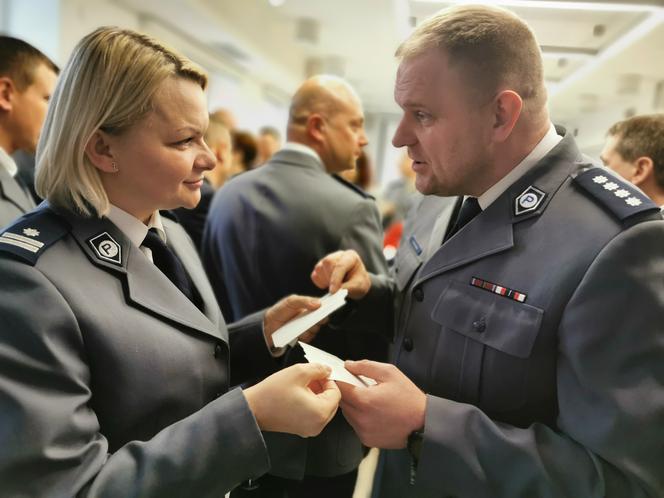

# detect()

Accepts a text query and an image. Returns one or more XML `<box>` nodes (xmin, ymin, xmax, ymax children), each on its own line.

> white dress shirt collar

<box><xmin>282</xmin><ymin>142</ymin><xmax>325</xmax><ymax>171</ymax></box>
<box><xmin>106</xmin><ymin>205</ymin><xmax>166</xmax><ymax>247</ymax></box>
<box><xmin>0</xmin><ymin>147</ymin><xmax>18</xmax><ymax>177</ymax></box>
<box><xmin>477</xmin><ymin>123</ymin><xmax>562</xmax><ymax>210</ymax></box>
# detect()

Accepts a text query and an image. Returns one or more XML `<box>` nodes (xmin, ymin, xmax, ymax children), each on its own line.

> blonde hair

<box><xmin>35</xmin><ymin>27</ymin><xmax>207</xmax><ymax>217</ymax></box>
<box><xmin>396</xmin><ymin>5</ymin><xmax>546</xmax><ymax>113</ymax></box>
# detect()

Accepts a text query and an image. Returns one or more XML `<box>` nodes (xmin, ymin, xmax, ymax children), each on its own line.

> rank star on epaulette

<box><xmin>574</xmin><ymin>168</ymin><xmax>660</xmax><ymax>221</ymax></box>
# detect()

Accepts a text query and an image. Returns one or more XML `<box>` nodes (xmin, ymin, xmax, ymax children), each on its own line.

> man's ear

<box><xmin>306</xmin><ymin>114</ymin><xmax>326</xmax><ymax>143</ymax></box>
<box><xmin>85</xmin><ymin>130</ymin><xmax>118</xmax><ymax>173</ymax></box>
<box><xmin>631</xmin><ymin>156</ymin><xmax>654</xmax><ymax>188</ymax></box>
<box><xmin>0</xmin><ymin>77</ymin><xmax>16</xmax><ymax>112</ymax></box>
<box><xmin>491</xmin><ymin>90</ymin><xmax>523</xmax><ymax>143</ymax></box>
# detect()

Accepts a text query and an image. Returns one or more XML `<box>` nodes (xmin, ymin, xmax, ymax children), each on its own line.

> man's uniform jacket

<box><xmin>0</xmin><ymin>205</ymin><xmax>275</xmax><ymax>497</ymax></box>
<box><xmin>352</xmin><ymin>130</ymin><xmax>664</xmax><ymax>498</ymax></box>
<box><xmin>0</xmin><ymin>163</ymin><xmax>35</xmax><ymax>229</ymax></box>
<box><xmin>202</xmin><ymin>148</ymin><xmax>388</xmax><ymax>479</ymax></box>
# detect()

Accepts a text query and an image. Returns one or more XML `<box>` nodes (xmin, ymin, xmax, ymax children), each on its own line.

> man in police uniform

<box><xmin>0</xmin><ymin>36</ymin><xmax>58</xmax><ymax>227</ymax></box>
<box><xmin>202</xmin><ymin>75</ymin><xmax>388</xmax><ymax>497</ymax></box>
<box><xmin>312</xmin><ymin>5</ymin><xmax>664</xmax><ymax>497</ymax></box>
<box><xmin>601</xmin><ymin>114</ymin><xmax>664</xmax><ymax>209</ymax></box>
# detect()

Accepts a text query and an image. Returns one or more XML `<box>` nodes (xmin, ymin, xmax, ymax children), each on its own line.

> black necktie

<box><xmin>141</xmin><ymin>229</ymin><xmax>201</xmax><ymax>309</ymax></box>
<box><xmin>443</xmin><ymin>196</ymin><xmax>482</xmax><ymax>243</ymax></box>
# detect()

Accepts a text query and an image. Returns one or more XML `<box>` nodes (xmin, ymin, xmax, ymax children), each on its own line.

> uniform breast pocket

<box><xmin>430</xmin><ymin>280</ymin><xmax>543</xmax><ymax>413</ymax></box>
<box><xmin>394</xmin><ymin>239</ymin><xmax>423</xmax><ymax>291</ymax></box>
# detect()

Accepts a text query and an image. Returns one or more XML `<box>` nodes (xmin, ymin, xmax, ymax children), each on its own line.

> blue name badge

<box><xmin>409</xmin><ymin>236</ymin><xmax>423</xmax><ymax>255</ymax></box>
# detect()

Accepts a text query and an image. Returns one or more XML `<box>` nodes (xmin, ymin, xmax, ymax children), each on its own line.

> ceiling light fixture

<box><xmin>414</xmin><ymin>0</ymin><xmax>660</xmax><ymax>14</ymax></box>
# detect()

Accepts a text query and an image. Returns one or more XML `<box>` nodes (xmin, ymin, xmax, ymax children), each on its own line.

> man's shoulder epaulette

<box><xmin>332</xmin><ymin>174</ymin><xmax>375</xmax><ymax>200</ymax></box>
<box><xmin>0</xmin><ymin>208</ymin><xmax>70</xmax><ymax>265</ymax></box>
<box><xmin>573</xmin><ymin>167</ymin><xmax>660</xmax><ymax>221</ymax></box>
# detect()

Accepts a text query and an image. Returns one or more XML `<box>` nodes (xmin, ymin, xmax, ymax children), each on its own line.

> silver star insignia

<box><xmin>625</xmin><ymin>197</ymin><xmax>642</xmax><ymax>207</ymax></box>
<box><xmin>603</xmin><ymin>182</ymin><xmax>619</xmax><ymax>191</ymax></box>
<box><xmin>22</xmin><ymin>228</ymin><xmax>40</xmax><ymax>237</ymax></box>
<box><xmin>593</xmin><ymin>175</ymin><xmax>608</xmax><ymax>184</ymax></box>
<box><xmin>614</xmin><ymin>189</ymin><xmax>630</xmax><ymax>198</ymax></box>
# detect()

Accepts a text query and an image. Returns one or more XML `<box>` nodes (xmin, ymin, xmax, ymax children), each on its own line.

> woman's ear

<box><xmin>85</xmin><ymin>131</ymin><xmax>118</xmax><ymax>173</ymax></box>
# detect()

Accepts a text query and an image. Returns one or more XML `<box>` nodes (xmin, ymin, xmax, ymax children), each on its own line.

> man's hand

<box><xmin>263</xmin><ymin>295</ymin><xmax>322</xmax><ymax>348</ymax></box>
<box><xmin>244</xmin><ymin>363</ymin><xmax>341</xmax><ymax>437</ymax></box>
<box><xmin>311</xmin><ymin>250</ymin><xmax>371</xmax><ymax>300</ymax></box>
<box><xmin>337</xmin><ymin>360</ymin><xmax>426</xmax><ymax>449</ymax></box>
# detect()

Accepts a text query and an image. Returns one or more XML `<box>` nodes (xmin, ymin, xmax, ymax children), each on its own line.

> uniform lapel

<box><xmin>417</xmin><ymin>193</ymin><xmax>514</xmax><ymax>282</ymax></box>
<box><xmin>64</xmin><ymin>210</ymin><xmax>223</xmax><ymax>342</ymax></box>
<box><xmin>0</xmin><ymin>167</ymin><xmax>34</xmax><ymax>213</ymax></box>
<box><xmin>416</xmin><ymin>127</ymin><xmax>582</xmax><ymax>285</ymax></box>
<box><xmin>166</xmin><ymin>221</ymin><xmax>228</xmax><ymax>343</ymax></box>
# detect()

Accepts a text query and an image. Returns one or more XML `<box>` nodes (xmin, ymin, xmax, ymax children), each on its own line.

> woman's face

<box><xmin>102</xmin><ymin>77</ymin><xmax>215</xmax><ymax>222</ymax></box>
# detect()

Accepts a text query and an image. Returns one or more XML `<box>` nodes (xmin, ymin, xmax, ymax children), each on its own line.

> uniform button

<box><xmin>214</xmin><ymin>344</ymin><xmax>223</xmax><ymax>358</ymax></box>
<box><xmin>472</xmin><ymin>318</ymin><xmax>486</xmax><ymax>333</ymax></box>
<box><xmin>403</xmin><ymin>337</ymin><xmax>413</xmax><ymax>351</ymax></box>
<box><xmin>413</xmin><ymin>287</ymin><xmax>424</xmax><ymax>302</ymax></box>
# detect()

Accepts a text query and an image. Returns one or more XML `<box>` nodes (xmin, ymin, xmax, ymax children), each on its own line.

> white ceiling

<box><xmin>114</xmin><ymin>0</ymin><xmax>664</xmax><ymax>126</ymax></box>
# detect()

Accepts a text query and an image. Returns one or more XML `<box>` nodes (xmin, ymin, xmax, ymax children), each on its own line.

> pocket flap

<box><xmin>394</xmin><ymin>240</ymin><xmax>423</xmax><ymax>291</ymax></box>
<box><xmin>431</xmin><ymin>279</ymin><xmax>543</xmax><ymax>358</ymax></box>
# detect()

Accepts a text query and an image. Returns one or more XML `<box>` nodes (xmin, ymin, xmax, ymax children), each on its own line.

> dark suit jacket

<box><xmin>0</xmin><ymin>163</ymin><xmax>36</xmax><ymax>229</ymax></box>
<box><xmin>174</xmin><ymin>178</ymin><xmax>215</xmax><ymax>253</ymax></box>
<box><xmin>0</xmin><ymin>205</ymin><xmax>272</xmax><ymax>497</ymax></box>
<box><xmin>202</xmin><ymin>147</ymin><xmax>388</xmax><ymax>478</ymax></box>
<box><xmin>351</xmin><ymin>129</ymin><xmax>664</xmax><ymax>497</ymax></box>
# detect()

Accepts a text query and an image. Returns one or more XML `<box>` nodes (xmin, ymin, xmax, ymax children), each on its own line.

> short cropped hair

<box><xmin>259</xmin><ymin>126</ymin><xmax>281</xmax><ymax>141</ymax></box>
<box><xmin>396</xmin><ymin>5</ymin><xmax>546</xmax><ymax>113</ymax></box>
<box><xmin>0</xmin><ymin>36</ymin><xmax>59</xmax><ymax>91</ymax></box>
<box><xmin>608</xmin><ymin>114</ymin><xmax>664</xmax><ymax>189</ymax></box>
<box><xmin>35</xmin><ymin>27</ymin><xmax>207</xmax><ymax>217</ymax></box>
<box><xmin>232</xmin><ymin>130</ymin><xmax>258</xmax><ymax>170</ymax></box>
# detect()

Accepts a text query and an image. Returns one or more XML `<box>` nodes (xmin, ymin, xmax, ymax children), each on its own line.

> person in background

<box><xmin>255</xmin><ymin>125</ymin><xmax>282</xmax><ymax>167</ymax></box>
<box><xmin>174</xmin><ymin>117</ymin><xmax>233</xmax><ymax>251</ymax></box>
<box><xmin>340</xmin><ymin>149</ymin><xmax>374</xmax><ymax>192</ymax></box>
<box><xmin>0</xmin><ymin>26</ymin><xmax>340</xmax><ymax>497</ymax></box>
<box><xmin>601</xmin><ymin>114</ymin><xmax>664</xmax><ymax>208</ymax></box>
<box><xmin>231</xmin><ymin>129</ymin><xmax>258</xmax><ymax>175</ymax></box>
<box><xmin>0</xmin><ymin>35</ymin><xmax>58</xmax><ymax>227</ymax></box>
<box><xmin>381</xmin><ymin>151</ymin><xmax>418</xmax><ymax>228</ymax></box>
<box><xmin>210</xmin><ymin>107</ymin><xmax>237</xmax><ymax>130</ymax></box>
<box><xmin>203</xmin><ymin>75</ymin><xmax>388</xmax><ymax>498</ymax></box>
<box><xmin>312</xmin><ymin>4</ymin><xmax>664</xmax><ymax>497</ymax></box>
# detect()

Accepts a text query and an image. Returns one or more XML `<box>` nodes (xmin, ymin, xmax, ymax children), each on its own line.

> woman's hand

<box><xmin>263</xmin><ymin>295</ymin><xmax>324</xmax><ymax>347</ymax></box>
<box><xmin>244</xmin><ymin>363</ymin><xmax>341</xmax><ymax>437</ymax></box>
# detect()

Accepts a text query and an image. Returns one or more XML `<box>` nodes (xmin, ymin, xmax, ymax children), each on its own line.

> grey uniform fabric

<box><xmin>202</xmin><ymin>148</ymin><xmax>388</xmax><ymax>479</ymax></box>
<box><xmin>0</xmin><ymin>162</ymin><xmax>36</xmax><ymax>229</ymax></box>
<box><xmin>351</xmin><ymin>129</ymin><xmax>664</xmax><ymax>498</ymax></box>
<box><xmin>0</xmin><ymin>204</ymin><xmax>272</xmax><ymax>497</ymax></box>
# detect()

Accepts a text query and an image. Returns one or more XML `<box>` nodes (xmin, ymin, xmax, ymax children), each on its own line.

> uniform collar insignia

<box><xmin>87</xmin><ymin>231</ymin><xmax>122</xmax><ymax>266</ymax></box>
<box><xmin>514</xmin><ymin>186</ymin><xmax>547</xmax><ymax>216</ymax></box>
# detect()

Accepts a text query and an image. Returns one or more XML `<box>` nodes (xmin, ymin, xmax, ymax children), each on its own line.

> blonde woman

<box><xmin>0</xmin><ymin>27</ymin><xmax>339</xmax><ymax>496</ymax></box>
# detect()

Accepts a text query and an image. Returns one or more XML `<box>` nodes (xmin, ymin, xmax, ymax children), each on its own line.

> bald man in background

<box><xmin>601</xmin><ymin>114</ymin><xmax>664</xmax><ymax>209</ymax></box>
<box><xmin>202</xmin><ymin>75</ymin><xmax>388</xmax><ymax>498</ymax></box>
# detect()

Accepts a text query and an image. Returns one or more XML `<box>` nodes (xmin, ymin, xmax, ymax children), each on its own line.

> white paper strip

<box><xmin>272</xmin><ymin>289</ymin><xmax>348</xmax><ymax>348</ymax></box>
<box><xmin>299</xmin><ymin>341</ymin><xmax>376</xmax><ymax>388</ymax></box>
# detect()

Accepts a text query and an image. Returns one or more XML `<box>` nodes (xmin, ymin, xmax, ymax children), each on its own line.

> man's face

<box><xmin>600</xmin><ymin>134</ymin><xmax>637</xmax><ymax>182</ymax></box>
<box><xmin>9</xmin><ymin>63</ymin><xmax>57</xmax><ymax>153</ymax></box>
<box><xmin>392</xmin><ymin>50</ymin><xmax>494</xmax><ymax>197</ymax></box>
<box><xmin>320</xmin><ymin>95</ymin><xmax>368</xmax><ymax>173</ymax></box>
